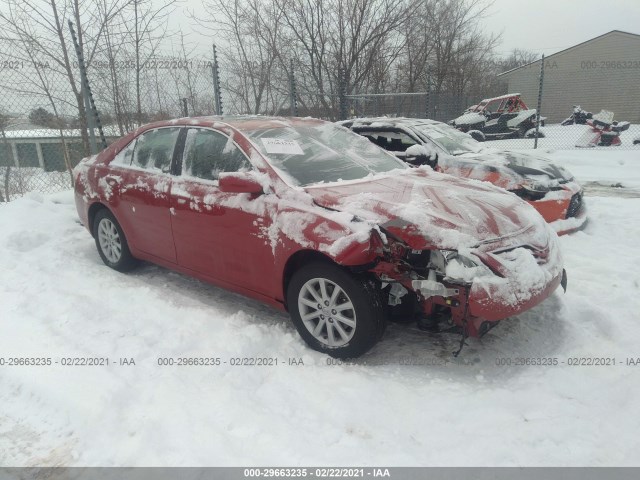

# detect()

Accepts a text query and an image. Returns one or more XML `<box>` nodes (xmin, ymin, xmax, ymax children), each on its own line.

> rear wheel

<box><xmin>93</xmin><ymin>209</ymin><xmax>138</xmax><ymax>272</ymax></box>
<box><xmin>287</xmin><ymin>262</ymin><xmax>385</xmax><ymax>358</ymax></box>
<box><xmin>468</xmin><ymin>130</ymin><xmax>485</xmax><ymax>142</ymax></box>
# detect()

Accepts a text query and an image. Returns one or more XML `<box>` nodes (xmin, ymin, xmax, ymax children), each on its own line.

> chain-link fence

<box><xmin>0</xmin><ymin>59</ymin><xmax>80</xmax><ymax>203</ymax></box>
<box><xmin>3</xmin><ymin>35</ymin><xmax>640</xmax><ymax>204</ymax></box>
<box><xmin>490</xmin><ymin>57</ymin><xmax>640</xmax><ymax>150</ymax></box>
<box><xmin>328</xmin><ymin>56</ymin><xmax>640</xmax><ymax>151</ymax></box>
<box><xmin>0</xmin><ymin>41</ymin><xmax>222</xmax><ymax>203</ymax></box>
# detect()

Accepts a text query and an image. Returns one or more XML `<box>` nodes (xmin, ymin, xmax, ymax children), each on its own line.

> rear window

<box><xmin>132</xmin><ymin>127</ymin><xmax>181</xmax><ymax>172</ymax></box>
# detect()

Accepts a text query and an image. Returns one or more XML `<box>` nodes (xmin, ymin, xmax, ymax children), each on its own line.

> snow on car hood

<box><xmin>305</xmin><ymin>168</ymin><xmax>549</xmax><ymax>251</ymax></box>
<box><xmin>444</xmin><ymin>150</ymin><xmax>575</xmax><ymax>190</ymax></box>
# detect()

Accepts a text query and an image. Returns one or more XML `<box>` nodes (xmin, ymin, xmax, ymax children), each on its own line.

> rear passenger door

<box><xmin>116</xmin><ymin>127</ymin><xmax>180</xmax><ymax>263</ymax></box>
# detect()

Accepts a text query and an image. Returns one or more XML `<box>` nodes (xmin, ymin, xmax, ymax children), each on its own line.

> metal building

<box><xmin>498</xmin><ymin>31</ymin><xmax>640</xmax><ymax>123</ymax></box>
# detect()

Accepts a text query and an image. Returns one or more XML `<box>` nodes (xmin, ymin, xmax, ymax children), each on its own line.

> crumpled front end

<box><xmin>306</xmin><ymin>168</ymin><xmax>567</xmax><ymax>338</ymax></box>
<box><xmin>368</xmin><ymin>220</ymin><xmax>565</xmax><ymax>338</ymax></box>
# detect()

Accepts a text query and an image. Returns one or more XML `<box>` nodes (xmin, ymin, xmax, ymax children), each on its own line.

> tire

<box><xmin>287</xmin><ymin>262</ymin><xmax>386</xmax><ymax>358</ymax></box>
<box><xmin>518</xmin><ymin>125</ymin><xmax>528</xmax><ymax>138</ymax></box>
<box><xmin>525</xmin><ymin>127</ymin><xmax>545</xmax><ymax>139</ymax></box>
<box><xmin>93</xmin><ymin>208</ymin><xmax>138</xmax><ymax>272</ymax></box>
<box><xmin>468</xmin><ymin>130</ymin><xmax>485</xmax><ymax>142</ymax></box>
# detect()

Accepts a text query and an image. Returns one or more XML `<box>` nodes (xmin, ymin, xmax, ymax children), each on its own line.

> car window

<box><xmin>132</xmin><ymin>127</ymin><xmax>180</xmax><ymax>172</ymax></box>
<box><xmin>182</xmin><ymin>128</ymin><xmax>250</xmax><ymax>181</ymax></box>
<box><xmin>353</xmin><ymin>129</ymin><xmax>418</xmax><ymax>152</ymax></box>
<box><xmin>110</xmin><ymin>138</ymin><xmax>136</xmax><ymax>166</ymax></box>
<box><xmin>244</xmin><ymin>123</ymin><xmax>406</xmax><ymax>186</ymax></box>
<box><xmin>413</xmin><ymin>124</ymin><xmax>482</xmax><ymax>155</ymax></box>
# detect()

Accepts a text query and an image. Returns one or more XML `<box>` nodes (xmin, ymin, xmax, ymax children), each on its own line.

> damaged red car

<box><xmin>74</xmin><ymin>116</ymin><xmax>566</xmax><ymax>358</ymax></box>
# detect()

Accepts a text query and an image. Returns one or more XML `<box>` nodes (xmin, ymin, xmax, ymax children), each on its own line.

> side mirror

<box><xmin>218</xmin><ymin>172</ymin><xmax>265</xmax><ymax>194</ymax></box>
<box><xmin>404</xmin><ymin>145</ymin><xmax>437</xmax><ymax>168</ymax></box>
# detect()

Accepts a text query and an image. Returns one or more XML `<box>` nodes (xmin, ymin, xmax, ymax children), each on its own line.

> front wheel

<box><xmin>287</xmin><ymin>262</ymin><xmax>386</xmax><ymax>358</ymax></box>
<box><xmin>93</xmin><ymin>209</ymin><xmax>138</xmax><ymax>272</ymax></box>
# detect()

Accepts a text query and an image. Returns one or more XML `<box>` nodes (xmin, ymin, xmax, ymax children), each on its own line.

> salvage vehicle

<box><xmin>340</xmin><ymin>117</ymin><xmax>586</xmax><ymax>235</ymax></box>
<box><xmin>74</xmin><ymin>116</ymin><xmax>566</xmax><ymax>358</ymax></box>
<box><xmin>449</xmin><ymin>93</ymin><xmax>544</xmax><ymax>141</ymax></box>
<box><xmin>561</xmin><ymin>105</ymin><xmax>593</xmax><ymax>126</ymax></box>
<box><xmin>575</xmin><ymin>110</ymin><xmax>630</xmax><ymax>147</ymax></box>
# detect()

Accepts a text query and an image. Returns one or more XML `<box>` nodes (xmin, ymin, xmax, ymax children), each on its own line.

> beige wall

<box><xmin>501</xmin><ymin>32</ymin><xmax>640</xmax><ymax>123</ymax></box>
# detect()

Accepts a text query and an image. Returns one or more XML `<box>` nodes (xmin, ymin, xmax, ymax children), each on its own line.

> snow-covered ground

<box><xmin>1</xmin><ymin>150</ymin><xmax>640</xmax><ymax>467</ymax></box>
<box><xmin>547</xmin><ymin>150</ymin><xmax>640</xmax><ymax>190</ymax></box>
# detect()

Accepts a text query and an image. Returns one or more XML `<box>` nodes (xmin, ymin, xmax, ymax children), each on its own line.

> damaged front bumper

<box><xmin>369</xmin><ymin>230</ymin><xmax>566</xmax><ymax>338</ymax></box>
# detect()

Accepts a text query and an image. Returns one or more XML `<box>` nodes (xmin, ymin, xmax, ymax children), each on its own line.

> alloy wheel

<box><xmin>297</xmin><ymin>277</ymin><xmax>357</xmax><ymax>347</ymax></box>
<box><xmin>97</xmin><ymin>218</ymin><xmax>122</xmax><ymax>263</ymax></box>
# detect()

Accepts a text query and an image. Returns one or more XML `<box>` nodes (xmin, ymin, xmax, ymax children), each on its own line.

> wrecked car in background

<box><xmin>340</xmin><ymin>117</ymin><xmax>587</xmax><ymax>235</ymax></box>
<box><xmin>74</xmin><ymin>116</ymin><xmax>566</xmax><ymax>358</ymax></box>
<box><xmin>449</xmin><ymin>93</ymin><xmax>544</xmax><ymax>141</ymax></box>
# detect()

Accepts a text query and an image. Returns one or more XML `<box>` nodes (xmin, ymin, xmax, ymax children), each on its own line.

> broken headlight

<box><xmin>429</xmin><ymin>250</ymin><xmax>492</xmax><ymax>283</ymax></box>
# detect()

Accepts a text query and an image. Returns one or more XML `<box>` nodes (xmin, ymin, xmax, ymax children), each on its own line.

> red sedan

<box><xmin>74</xmin><ymin>116</ymin><xmax>566</xmax><ymax>358</ymax></box>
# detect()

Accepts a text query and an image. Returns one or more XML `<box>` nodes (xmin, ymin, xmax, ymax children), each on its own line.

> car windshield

<box><xmin>413</xmin><ymin>124</ymin><xmax>482</xmax><ymax>155</ymax></box>
<box><xmin>244</xmin><ymin>123</ymin><xmax>407</xmax><ymax>186</ymax></box>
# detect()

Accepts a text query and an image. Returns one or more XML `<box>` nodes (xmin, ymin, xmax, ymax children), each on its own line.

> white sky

<box><xmin>171</xmin><ymin>0</ymin><xmax>640</xmax><ymax>58</ymax></box>
<box><xmin>487</xmin><ymin>0</ymin><xmax>640</xmax><ymax>55</ymax></box>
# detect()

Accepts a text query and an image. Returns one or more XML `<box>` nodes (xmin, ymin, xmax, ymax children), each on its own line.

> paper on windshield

<box><xmin>261</xmin><ymin>138</ymin><xmax>304</xmax><ymax>155</ymax></box>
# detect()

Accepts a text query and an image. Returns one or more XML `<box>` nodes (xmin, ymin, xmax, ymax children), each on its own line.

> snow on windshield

<box><xmin>244</xmin><ymin>123</ymin><xmax>407</xmax><ymax>186</ymax></box>
<box><xmin>414</xmin><ymin>124</ymin><xmax>482</xmax><ymax>155</ymax></box>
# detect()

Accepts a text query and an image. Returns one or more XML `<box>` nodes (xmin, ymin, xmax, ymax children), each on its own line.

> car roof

<box><xmin>137</xmin><ymin>115</ymin><xmax>328</xmax><ymax>134</ymax></box>
<box><xmin>340</xmin><ymin>117</ymin><xmax>445</xmax><ymax>129</ymax></box>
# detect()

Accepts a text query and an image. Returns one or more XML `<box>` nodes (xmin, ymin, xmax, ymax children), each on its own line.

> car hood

<box><xmin>305</xmin><ymin>168</ymin><xmax>549</xmax><ymax>251</ymax></box>
<box><xmin>443</xmin><ymin>150</ymin><xmax>575</xmax><ymax>190</ymax></box>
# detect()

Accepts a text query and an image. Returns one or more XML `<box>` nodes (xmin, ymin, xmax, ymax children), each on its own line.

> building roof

<box><xmin>498</xmin><ymin>30</ymin><xmax>640</xmax><ymax>77</ymax></box>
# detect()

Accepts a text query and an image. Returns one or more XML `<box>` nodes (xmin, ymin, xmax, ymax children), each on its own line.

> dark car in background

<box><xmin>340</xmin><ymin>117</ymin><xmax>586</xmax><ymax>235</ymax></box>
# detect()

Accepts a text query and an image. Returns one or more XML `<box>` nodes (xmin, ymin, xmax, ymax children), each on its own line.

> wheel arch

<box><xmin>88</xmin><ymin>202</ymin><xmax>110</xmax><ymax>237</ymax></box>
<box><xmin>281</xmin><ymin>249</ymin><xmax>337</xmax><ymax>311</ymax></box>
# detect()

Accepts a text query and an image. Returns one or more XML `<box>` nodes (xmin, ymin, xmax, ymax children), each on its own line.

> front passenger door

<box><xmin>169</xmin><ymin>127</ymin><xmax>275</xmax><ymax>294</ymax></box>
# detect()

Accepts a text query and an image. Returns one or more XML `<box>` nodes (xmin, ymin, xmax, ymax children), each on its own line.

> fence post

<box><xmin>212</xmin><ymin>44</ymin><xmax>223</xmax><ymax>115</ymax></box>
<box><xmin>289</xmin><ymin>59</ymin><xmax>298</xmax><ymax>117</ymax></box>
<box><xmin>425</xmin><ymin>64</ymin><xmax>431</xmax><ymax>119</ymax></box>
<box><xmin>68</xmin><ymin>20</ymin><xmax>107</xmax><ymax>153</ymax></box>
<box><xmin>338</xmin><ymin>67</ymin><xmax>348</xmax><ymax>120</ymax></box>
<box><xmin>534</xmin><ymin>53</ymin><xmax>545</xmax><ymax>149</ymax></box>
<box><xmin>182</xmin><ymin>98</ymin><xmax>189</xmax><ymax>117</ymax></box>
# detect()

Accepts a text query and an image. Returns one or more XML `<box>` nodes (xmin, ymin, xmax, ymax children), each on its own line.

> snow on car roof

<box><xmin>342</xmin><ymin>117</ymin><xmax>444</xmax><ymax>128</ymax></box>
<box><xmin>131</xmin><ymin>115</ymin><xmax>328</xmax><ymax>135</ymax></box>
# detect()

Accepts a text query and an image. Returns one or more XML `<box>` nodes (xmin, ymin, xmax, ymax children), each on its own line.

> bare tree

<box><xmin>498</xmin><ymin>48</ymin><xmax>539</xmax><ymax>73</ymax></box>
<box><xmin>422</xmin><ymin>0</ymin><xmax>500</xmax><ymax>95</ymax></box>
<box><xmin>0</xmin><ymin>0</ymin><xmax>131</xmax><ymax>154</ymax></box>
<box><xmin>195</xmin><ymin>0</ymin><xmax>287</xmax><ymax>114</ymax></box>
